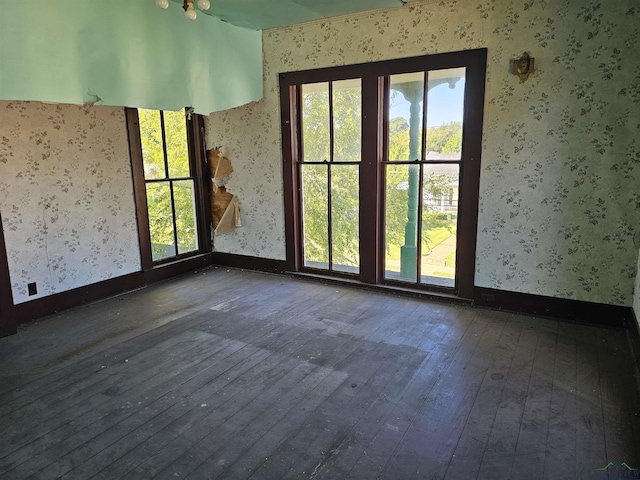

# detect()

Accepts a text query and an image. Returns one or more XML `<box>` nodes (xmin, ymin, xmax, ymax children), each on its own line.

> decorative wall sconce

<box><xmin>512</xmin><ymin>52</ymin><xmax>535</xmax><ymax>83</ymax></box>
<box><xmin>156</xmin><ymin>0</ymin><xmax>211</xmax><ymax>21</ymax></box>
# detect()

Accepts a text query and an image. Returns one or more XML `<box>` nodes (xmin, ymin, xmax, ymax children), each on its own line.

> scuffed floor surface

<box><xmin>0</xmin><ymin>267</ymin><xmax>639</xmax><ymax>479</ymax></box>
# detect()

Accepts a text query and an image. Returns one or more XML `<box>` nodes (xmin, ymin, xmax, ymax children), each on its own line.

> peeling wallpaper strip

<box><xmin>0</xmin><ymin>102</ymin><xmax>141</xmax><ymax>304</ymax></box>
<box><xmin>207</xmin><ymin>0</ymin><xmax>640</xmax><ymax>306</ymax></box>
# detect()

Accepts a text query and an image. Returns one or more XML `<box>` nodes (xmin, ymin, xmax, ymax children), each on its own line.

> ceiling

<box><xmin>174</xmin><ymin>0</ymin><xmax>420</xmax><ymax>30</ymax></box>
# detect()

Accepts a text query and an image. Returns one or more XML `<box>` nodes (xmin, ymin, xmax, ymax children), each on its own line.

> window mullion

<box><xmin>327</xmin><ymin>164</ymin><xmax>333</xmax><ymax>271</ymax></box>
<box><xmin>415</xmin><ymin>71</ymin><xmax>429</xmax><ymax>284</ymax></box>
<box><xmin>416</xmin><ymin>162</ymin><xmax>424</xmax><ymax>284</ymax></box>
<box><xmin>145</xmin><ymin>176</ymin><xmax>194</xmax><ymax>183</ymax></box>
<box><xmin>169</xmin><ymin>180</ymin><xmax>179</xmax><ymax>256</ymax></box>
<box><xmin>421</xmin><ymin>71</ymin><xmax>429</xmax><ymax>162</ymax></box>
<box><xmin>159</xmin><ymin>111</ymin><xmax>170</xmax><ymax>179</ymax></box>
<box><xmin>327</xmin><ymin>82</ymin><xmax>334</xmax><ymax>271</ymax></box>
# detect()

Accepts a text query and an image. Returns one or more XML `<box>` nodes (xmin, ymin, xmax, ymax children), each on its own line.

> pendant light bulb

<box><xmin>185</xmin><ymin>3</ymin><xmax>197</xmax><ymax>20</ymax></box>
<box><xmin>197</xmin><ymin>0</ymin><xmax>210</xmax><ymax>10</ymax></box>
<box><xmin>156</xmin><ymin>0</ymin><xmax>169</xmax><ymax>9</ymax></box>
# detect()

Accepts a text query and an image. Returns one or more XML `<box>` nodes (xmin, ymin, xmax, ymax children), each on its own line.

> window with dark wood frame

<box><xmin>126</xmin><ymin>108</ymin><xmax>211</xmax><ymax>270</ymax></box>
<box><xmin>280</xmin><ymin>49</ymin><xmax>487</xmax><ymax>299</ymax></box>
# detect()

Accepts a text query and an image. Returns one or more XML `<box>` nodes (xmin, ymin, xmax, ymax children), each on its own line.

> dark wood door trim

<box><xmin>125</xmin><ymin>107</ymin><xmax>154</xmax><ymax>271</ymax></box>
<box><xmin>280</xmin><ymin>49</ymin><xmax>487</xmax><ymax>299</ymax></box>
<box><xmin>455</xmin><ymin>48</ymin><xmax>487</xmax><ymax>298</ymax></box>
<box><xmin>0</xmin><ymin>211</ymin><xmax>17</xmax><ymax>336</ymax></box>
<box><xmin>359</xmin><ymin>75</ymin><xmax>383</xmax><ymax>285</ymax></box>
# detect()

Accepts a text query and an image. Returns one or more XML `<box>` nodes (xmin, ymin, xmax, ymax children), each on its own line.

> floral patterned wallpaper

<box><xmin>0</xmin><ymin>101</ymin><xmax>141</xmax><ymax>304</ymax></box>
<box><xmin>207</xmin><ymin>0</ymin><xmax>639</xmax><ymax>307</ymax></box>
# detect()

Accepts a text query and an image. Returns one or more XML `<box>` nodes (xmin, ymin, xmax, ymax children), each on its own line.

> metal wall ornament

<box><xmin>512</xmin><ymin>52</ymin><xmax>535</xmax><ymax>83</ymax></box>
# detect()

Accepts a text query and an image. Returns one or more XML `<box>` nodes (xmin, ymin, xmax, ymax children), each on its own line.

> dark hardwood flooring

<box><xmin>0</xmin><ymin>267</ymin><xmax>639</xmax><ymax>479</ymax></box>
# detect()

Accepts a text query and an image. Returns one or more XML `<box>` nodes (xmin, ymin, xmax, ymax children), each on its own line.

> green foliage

<box><xmin>388</xmin><ymin>128</ymin><xmax>410</xmax><ymax>161</ymax></box>
<box><xmin>443</xmin><ymin>248</ymin><xmax>456</xmax><ymax>267</ymax></box>
<box><xmin>384</xmin><ymin>165</ymin><xmax>456</xmax><ymax>255</ymax></box>
<box><xmin>388</xmin><ymin>118</ymin><xmax>462</xmax><ymax>159</ymax></box>
<box><xmin>138</xmin><ymin>109</ymin><xmax>197</xmax><ymax>261</ymax></box>
<box><xmin>302</xmin><ymin>165</ymin><xmax>329</xmax><ymax>265</ymax></box>
<box><xmin>302</xmin><ymin>85</ymin><xmax>361</xmax><ymax>162</ymax></box>
<box><xmin>299</xmin><ymin>87</ymin><xmax>460</xmax><ymax>271</ymax></box>
<box><xmin>330</xmin><ymin>165</ymin><xmax>359</xmax><ymax>266</ymax></box>
<box><xmin>301</xmin><ymin>85</ymin><xmax>361</xmax><ymax>268</ymax></box>
<box><xmin>426</xmin><ymin>122</ymin><xmax>462</xmax><ymax>154</ymax></box>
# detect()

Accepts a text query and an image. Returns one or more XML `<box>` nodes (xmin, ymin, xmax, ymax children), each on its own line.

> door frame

<box><xmin>0</xmin><ymin>211</ymin><xmax>16</xmax><ymax>336</ymax></box>
<box><xmin>280</xmin><ymin>49</ymin><xmax>487</xmax><ymax>299</ymax></box>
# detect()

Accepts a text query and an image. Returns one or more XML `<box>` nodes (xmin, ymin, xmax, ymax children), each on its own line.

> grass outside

<box><xmin>443</xmin><ymin>249</ymin><xmax>456</xmax><ymax>267</ymax></box>
<box><xmin>422</xmin><ymin>226</ymin><xmax>455</xmax><ymax>253</ymax></box>
<box><xmin>386</xmin><ymin>225</ymin><xmax>455</xmax><ymax>262</ymax></box>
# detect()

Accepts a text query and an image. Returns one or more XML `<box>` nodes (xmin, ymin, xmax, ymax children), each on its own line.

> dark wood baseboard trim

<box><xmin>3</xmin><ymin>252</ymin><xmax>635</xmax><ymax>344</ymax></box>
<box><xmin>474</xmin><ymin>286</ymin><xmax>632</xmax><ymax>328</ymax></box>
<box><xmin>143</xmin><ymin>253</ymin><xmax>214</xmax><ymax>284</ymax></box>
<box><xmin>0</xmin><ymin>253</ymin><xmax>217</xmax><ymax>338</ymax></box>
<box><xmin>0</xmin><ymin>316</ymin><xmax>16</xmax><ymax>338</ymax></box>
<box><xmin>211</xmin><ymin>252</ymin><xmax>288</xmax><ymax>273</ymax></box>
<box><xmin>287</xmin><ymin>271</ymin><xmax>473</xmax><ymax>306</ymax></box>
<box><xmin>210</xmin><ymin>258</ymin><xmax>633</xmax><ymax>330</ymax></box>
<box><xmin>11</xmin><ymin>271</ymin><xmax>145</xmax><ymax>327</ymax></box>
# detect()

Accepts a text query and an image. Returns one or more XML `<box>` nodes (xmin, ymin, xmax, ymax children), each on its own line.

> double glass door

<box><xmin>282</xmin><ymin>50</ymin><xmax>486</xmax><ymax>297</ymax></box>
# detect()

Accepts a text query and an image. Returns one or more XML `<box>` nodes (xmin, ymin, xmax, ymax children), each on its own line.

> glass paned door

<box><xmin>383</xmin><ymin>67</ymin><xmax>465</xmax><ymax>288</ymax></box>
<box><xmin>299</xmin><ymin>79</ymin><xmax>361</xmax><ymax>274</ymax></box>
<box><xmin>281</xmin><ymin>50</ymin><xmax>486</xmax><ymax>297</ymax></box>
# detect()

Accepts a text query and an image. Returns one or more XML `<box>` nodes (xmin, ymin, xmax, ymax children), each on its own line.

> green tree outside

<box><xmin>138</xmin><ymin>109</ymin><xmax>197</xmax><ymax>261</ymax></box>
<box><xmin>300</xmin><ymin>85</ymin><xmax>460</xmax><ymax>275</ymax></box>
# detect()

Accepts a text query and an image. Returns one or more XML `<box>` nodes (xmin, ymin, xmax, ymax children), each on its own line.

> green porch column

<box><xmin>392</xmin><ymin>77</ymin><xmax>460</xmax><ymax>279</ymax></box>
<box><xmin>392</xmin><ymin>82</ymin><xmax>422</xmax><ymax>279</ymax></box>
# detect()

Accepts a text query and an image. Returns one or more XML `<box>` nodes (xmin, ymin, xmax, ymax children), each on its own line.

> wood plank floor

<box><xmin>0</xmin><ymin>267</ymin><xmax>639</xmax><ymax>479</ymax></box>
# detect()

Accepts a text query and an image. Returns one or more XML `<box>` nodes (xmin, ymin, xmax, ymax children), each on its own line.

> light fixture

<box><xmin>511</xmin><ymin>52</ymin><xmax>535</xmax><ymax>83</ymax></box>
<box><xmin>155</xmin><ymin>0</ymin><xmax>211</xmax><ymax>20</ymax></box>
<box><xmin>184</xmin><ymin>1</ymin><xmax>197</xmax><ymax>20</ymax></box>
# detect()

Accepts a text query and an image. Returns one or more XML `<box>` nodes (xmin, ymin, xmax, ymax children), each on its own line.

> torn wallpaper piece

<box><xmin>209</xmin><ymin>147</ymin><xmax>240</xmax><ymax>235</ymax></box>
<box><xmin>215</xmin><ymin>195</ymin><xmax>241</xmax><ymax>235</ymax></box>
<box><xmin>208</xmin><ymin>147</ymin><xmax>234</xmax><ymax>183</ymax></box>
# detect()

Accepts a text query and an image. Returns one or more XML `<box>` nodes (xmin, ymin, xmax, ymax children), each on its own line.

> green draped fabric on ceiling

<box><xmin>0</xmin><ymin>0</ymin><xmax>262</xmax><ymax>114</ymax></box>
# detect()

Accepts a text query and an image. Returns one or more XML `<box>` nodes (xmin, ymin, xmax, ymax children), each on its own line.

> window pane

<box><xmin>388</xmin><ymin>72</ymin><xmax>424</xmax><ymax>161</ymax></box>
<box><xmin>301</xmin><ymin>83</ymin><xmax>330</xmax><ymax>162</ymax></box>
<box><xmin>146</xmin><ymin>182</ymin><xmax>176</xmax><ymax>261</ymax></box>
<box><xmin>301</xmin><ymin>164</ymin><xmax>329</xmax><ymax>269</ymax></box>
<box><xmin>426</xmin><ymin>68</ymin><xmax>465</xmax><ymax>160</ymax></box>
<box><xmin>384</xmin><ymin>163</ymin><xmax>417</xmax><ymax>283</ymax></box>
<box><xmin>331</xmin><ymin>165</ymin><xmax>359</xmax><ymax>273</ymax></box>
<box><xmin>333</xmin><ymin>79</ymin><xmax>361</xmax><ymax>162</ymax></box>
<box><xmin>164</xmin><ymin>110</ymin><xmax>190</xmax><ymax>178</ymax></box>
<box><xmin>138</xmin><ymin>109</ymin><xmax>165</xmax><ymax>179</ymax></box>
<box><xmin>421</xmin><ymin>164</ymin><xmax>458</xmax><ymax>287</ymax></box>
<box><xmin>174</xmin><ymin>180</ymin><xmax>198</xmax><ymax>255</ymax></box>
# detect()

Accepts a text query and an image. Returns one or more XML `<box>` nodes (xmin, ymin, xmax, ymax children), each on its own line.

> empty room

<box><xmin>0</xmin><ymin>0</ymin><xmax>639</xmax><ymax>479</ymax></box>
